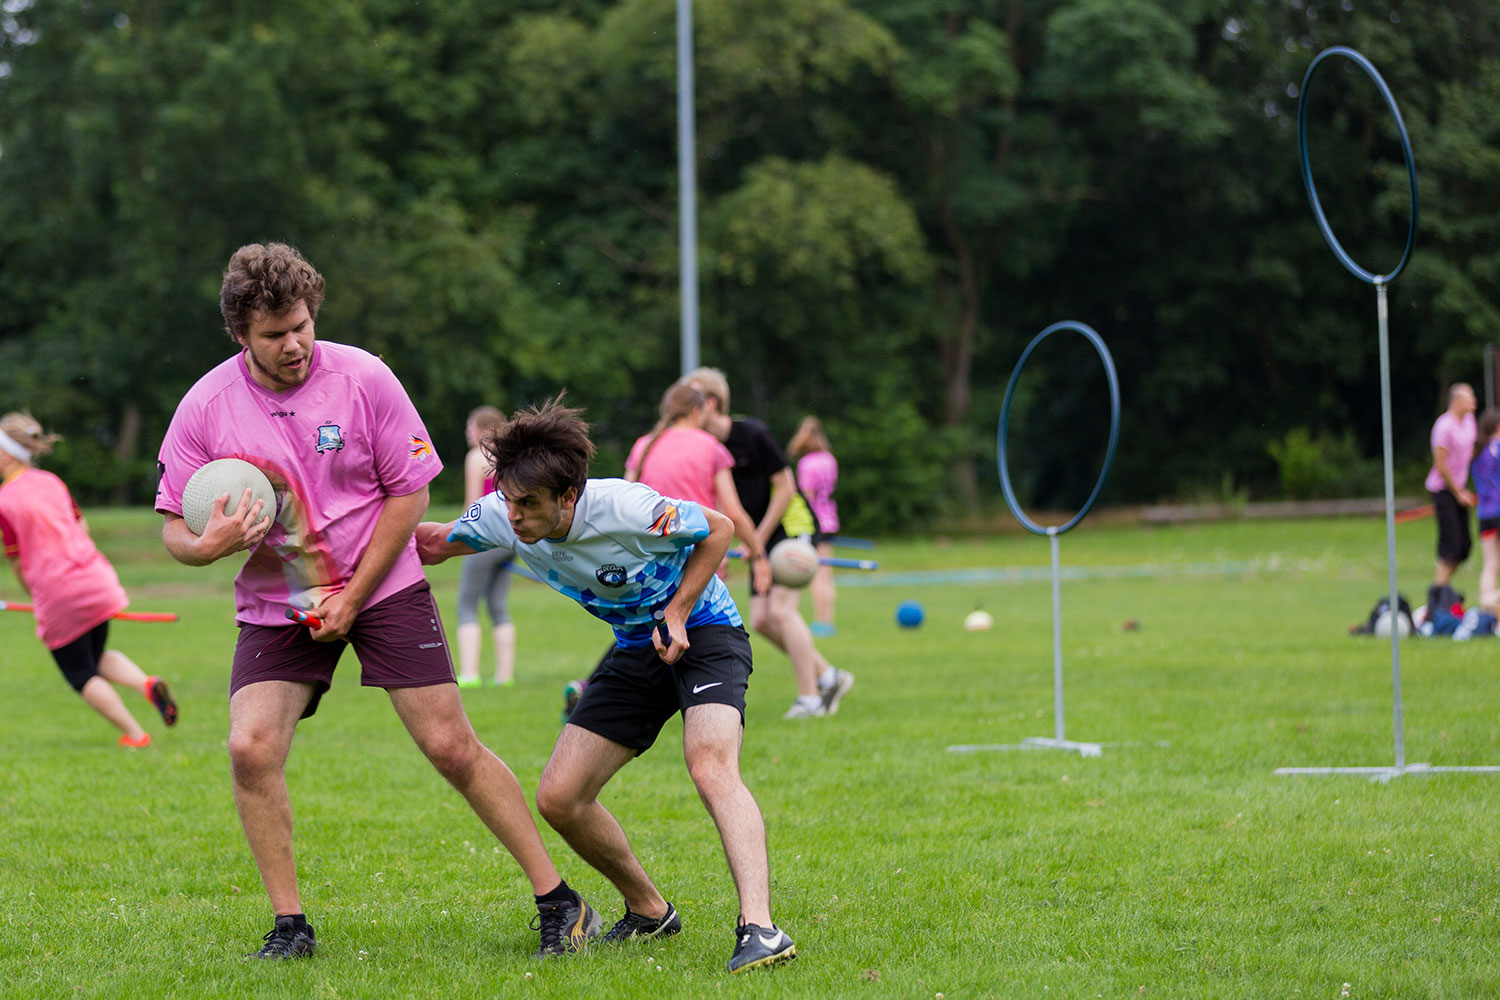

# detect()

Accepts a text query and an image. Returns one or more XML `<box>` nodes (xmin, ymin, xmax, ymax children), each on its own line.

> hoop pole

<box><xmin>1049</xmin><ymin>528</ymin><xmax>1065</xmax><ymax>742</ymax></box>
<box><xmin>1376</xmin><ymin>280</ymin><xmax>1406</xmax><ymax>769</ymax></box>
<box><xmin>675</xmin><ymin>0</ymin><xmax>700</xmax><ymax>376</ymax></box>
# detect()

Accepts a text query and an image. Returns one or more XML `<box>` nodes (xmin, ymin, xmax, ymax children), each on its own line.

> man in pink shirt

<box><xmin>157</xmin><ymin>243</ymin><xmax>596</xmax><ymax>961</ymax></box>
<box><xmin>1425</xmin><ymin>382</ymin><xmax>1478</xmax><ymax>611</ymax></box>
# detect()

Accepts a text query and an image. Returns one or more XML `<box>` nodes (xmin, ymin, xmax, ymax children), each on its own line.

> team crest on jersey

<box><xmin>315</xmin><ymin>424</ymin><xmax>344</xmax><ymax>453</ymax></box>
<box><xmin>647</xmin><ymin>500</ymin><xmax>680</xmax><ymax>537</ymax></box>
<box><xmin>461</xmin><ymin>502</ymin><xmax>482</xmax><ymax>523</ymax></box>
<box><xmin>595</xmin><ymin>563</ymin><xmax>628</xmax><ymax>587</ymax></box>
<box><xmin>409</xmin><ymin>435</ymin><xmax>434</xmax><ymax>461</ymax></box>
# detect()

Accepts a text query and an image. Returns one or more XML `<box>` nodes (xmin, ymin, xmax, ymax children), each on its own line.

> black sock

<box><xmin>276</xmin><ymin>913</ymin><xmax>309</xmax><ymax>928</ymax></box>
<box><xmin>535</xmin><ymin>880</ymin><xmax>575</xmax><ymax>906</ymax></box>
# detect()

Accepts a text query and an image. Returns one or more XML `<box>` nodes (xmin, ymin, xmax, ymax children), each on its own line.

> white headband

<box><xmin>0</xmin><ymin>427</ymin><xmax>33</xmax><ymax>463</ymax></box>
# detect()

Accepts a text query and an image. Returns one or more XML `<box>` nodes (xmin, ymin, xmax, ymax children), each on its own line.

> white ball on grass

<box><xmin>181</xmin><ymin>458</ymin><xmax>277</xmax><ymax>536</ymax></box>
<box><xmin>964</xmin><ymin>610</ymin><xmax>994</xmax><ymax>631</ymax></box>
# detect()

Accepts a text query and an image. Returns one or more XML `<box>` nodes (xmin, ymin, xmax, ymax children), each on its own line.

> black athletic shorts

<box><xmin>50</xmin><ymin>621</ymin><xmax>110</xmax><ymax>692</ymax></box>
<box><xmin>1481</xmin><ymin>516</ymin><xmax>1500</xmax><ymax>537</ymax></box>
<box><xmin>566</xmin><ymin>624</ymin><xmax>753</xmax><ymax>754</ymax></box>
<box><xmin>1433</xmin><ymin>489</ymin><xmax>1473</xmax><ymax>567</ymax></box>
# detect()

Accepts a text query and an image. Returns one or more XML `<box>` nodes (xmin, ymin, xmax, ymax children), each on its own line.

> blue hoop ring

<box><xmin>1297</xmin><ymin>46</ymin><xmax>1418</xmax><ymax>285</ymax></box>
<box><xmin>997</xmin><ymin>321</ymin><xmax>1121</xmax><ymax>537</ymax></box>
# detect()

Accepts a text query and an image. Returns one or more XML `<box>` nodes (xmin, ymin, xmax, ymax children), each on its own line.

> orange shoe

<box><xmin>118</xmin><ymin>733</ymin><xmax>152</xmax><ymax>748</ymax></box>
<box><xmin>144</xmin><ymin>677</ymin><xmax>178</xmax><ymax>726</ymax></box>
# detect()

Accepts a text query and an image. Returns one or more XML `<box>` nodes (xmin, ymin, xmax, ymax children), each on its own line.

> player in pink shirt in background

<box><xmin>156</xmin><ymin>243</ymin><xmax>595</xmax><ymax>961</ymax></box>
<box><xmin>788</xmin><ymin>416</ymin><xmax>839</xmax><ymax>638</ymax></box>
<box><xmin>0</xmin><ymin>412</ymin><xmax>178</xmax><ymax>748</ymax></box>
<box><xmin>1424</xmin><ymin>383</ymin><xmax>1478</xmax><ymax>613</ymax></box>
<box><xmin>625</xmin><ymin>383</ymin><xmax>770</xmax><ymax>584</ymax></box>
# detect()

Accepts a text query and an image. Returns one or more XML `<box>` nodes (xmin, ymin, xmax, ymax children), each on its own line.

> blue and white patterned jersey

<box><xmin>449</xmin><ymin>478</ymin><xmax>743</xmax><ymax>648</ymax></box>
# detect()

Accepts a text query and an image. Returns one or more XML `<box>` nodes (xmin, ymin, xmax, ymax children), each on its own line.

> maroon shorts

<box><xmin>231</xmin><ymin>580</ymin><xmax>454</xmax><ymax>718</ymax></box>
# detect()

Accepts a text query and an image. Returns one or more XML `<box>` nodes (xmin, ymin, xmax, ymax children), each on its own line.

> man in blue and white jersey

<box><xmin>417</xmin><ymin>396</ymin><xmax>796</xmax><ymax>975</ymax></box>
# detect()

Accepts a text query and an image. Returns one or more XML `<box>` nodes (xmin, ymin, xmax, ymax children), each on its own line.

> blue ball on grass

<box><xmin>895</xmin><ymin>600</ymin><xmax>925</xmax><ymax>628</ymax></box>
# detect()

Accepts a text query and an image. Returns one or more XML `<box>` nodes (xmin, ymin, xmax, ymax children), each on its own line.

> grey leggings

<box><xmin>456</xmin><ymin>546</ymin><xmax>513</xmax><ymax>626</ymax></box>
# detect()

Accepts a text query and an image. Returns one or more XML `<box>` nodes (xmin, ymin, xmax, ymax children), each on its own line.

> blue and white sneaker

<box><xmin>727</xmin><ymin>923</ymin><xmax>796</xmax><ymax>973</ymax></box>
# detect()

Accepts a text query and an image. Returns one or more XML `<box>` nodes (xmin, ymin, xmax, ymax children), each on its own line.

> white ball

<box><xmin>964</xmin><ymin>610</ymin><xmax>994</xmax><ymax>631</ymax></box>
<box><xmin>768</xmin><ymin>537</ymin><xmax>819</xmax><ymax>588</ymax></box>
<box><xmin>1373</xmin><ymin>609</ymin><xmax>1411</xmax><ymax>638</ymax></box>
<box><xmin>181</xmin><ymin>458</ymin><xmax>277</xmax><ymax>536</ymax></box>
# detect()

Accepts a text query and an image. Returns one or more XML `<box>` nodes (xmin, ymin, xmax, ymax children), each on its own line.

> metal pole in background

<box><xmin>1049</xmin><ymin>528</ymin><xmax>1065</xmax><ymax>743</ymax></box>
<box><xmin>1377</xmin><ymin>279</ymin><xmax>1405</xmax><ymax>770</ymax></box>
<box><xmin>676</xmin><ymin>0</ymin><xmax>700</xmax><ymax>376</ymax></box>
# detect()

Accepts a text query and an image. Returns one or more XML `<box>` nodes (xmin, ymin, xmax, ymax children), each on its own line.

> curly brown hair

<box><xmin>485</xmin><ymin>395</ymin><xmax>596</xmax><ymax>500</ymax></box>
<box><xmin>219</xmin><ymin>243</ymin><xmax>326</xmax><ymax>342</ymax></box>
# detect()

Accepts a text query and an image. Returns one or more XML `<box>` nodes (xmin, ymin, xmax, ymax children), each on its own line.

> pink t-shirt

<box><xmin>1425</xmin><ymin>411</ymin><xmax>1478</xmax><ymax>494</ymax></box>
<box><xmin>156</xmin><ymin>341</ymin><xmax>441</xmax><ymax>625</ymax></box>
<box><xmin>0</xmin><ymin>469</ymin><xmax>128</xmax><ymax>649</ymax></box>
<box><xmin>796</xmin><ymin>450</ymin><xmax>839</xmax><ymax>534</ymax></box>
<box><xmin>625</xmin><ymin>427</ymin><xmax>734</xmax><ymax>510</ymax></box>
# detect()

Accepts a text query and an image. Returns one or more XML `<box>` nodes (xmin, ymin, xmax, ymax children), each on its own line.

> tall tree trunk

<box><xmin>111</xmin><ymin>402</ymin><xmax>142</xmax><ymax>506</ymax></box>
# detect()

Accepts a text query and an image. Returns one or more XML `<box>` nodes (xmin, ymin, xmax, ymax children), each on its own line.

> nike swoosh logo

<box><xmin>759</xmin><ymin>932</ymin><xmax>784</xmax><ymax>948</ymax></box>
<box><xmin>692</xmin><ymin>682</ymin><xmax>723</xmax><ymax>694</ymax></box>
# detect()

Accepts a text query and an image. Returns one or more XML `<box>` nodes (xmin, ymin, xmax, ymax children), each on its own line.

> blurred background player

<box><xmin>0</xmin><ymin>411</ymin><xmax>177</xmax><ymax>747</ymax></box>
<box><xmin>625</xmin><ymin>383</ymin><xmax>771</xmax><ymax>590</ymax></box>
<box><xmin>456</xmin><ymin>405</ymin><xmax>517</xmax><ymax>688</ymax></box>
<box><xmin>787</xmin><ymin>416</ymin><xmax>839</xmax><ymax>637</ymax></box>
<box><xmin>1425</xmin><ymin>382</ymin><xmax>1477</xmax><ymax>614</ymax></box>
<box><xmin>1460</xmin><ymin>408</ymin><xmax>1500</xmax><ymax>638</ymax></box>
<box><xmin>681</xmin><ymin>368</ymin><xmax>852</xmax><ymax>719</ymax></box>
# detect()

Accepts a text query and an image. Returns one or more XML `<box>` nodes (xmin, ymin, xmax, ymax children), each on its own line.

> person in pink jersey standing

<box><xmin>0</xmin><ymin>412</ymin><xmax>178</xmax><ymax>748</ymax></box>
<box><xmin>1425</xmin><ymin>382</ymin><xmax>1478</xmax><ymax>614</ymax></box>
<box><xmin>156</xmin><ymin>243</ymin><xmax>597</xmax><ymax>961</ymax></box>
<box><xmin>787</xmin><ymin>416</ymin><xmax>839</xmax><ymax>637</ymax></box>
<box><xmin>625</xmin><ymin>383</ymin><xmax>771</xmax><ymax>585</ymax></box>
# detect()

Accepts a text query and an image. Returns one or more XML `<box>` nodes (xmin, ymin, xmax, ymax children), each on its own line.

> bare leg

<box><xmin>1435</xmin><ymin>559</ymin><xmax>1456</xmax><ymax>587</ymax></box>
<box><xmin>750</xmin><ymin>587</ymin><xmax>826</xmax><ymax>698</ymax></box>
<box><xmin>492</xmin><ymin>622</ymin><xmax>516</xmax><ymax>685</ymax></box>
<box><xmin>536</xmin><ymin>724</ymin><xmax>669</xmax><ymax>918</ymax></box>
<box><xmin>683</xmin><ymin>704</ymin><xmax>772</xmax><ymax>927</ymax></box>
<box><xmin>96</xmin><ymin>649</ymin><xmax>151</xmax><ymax>696</ymax></box>
<box><xmin>79</xmin><ymin>675</ymin><xmax>147</xmax><ymax>740</ymax></box>
<box><xmin>228</xmin><ymin>680</ymin><xmax>316</xmax><ymax>916</ymax></box>
<box><xmin>811</xmin><ymin>542</ymin><xmax>836</xmax><ymax>626</ymax></box>
<box><xmin>456</xmin><ymin>622</ymin><xmax>482</xmax><ymax>684</ymax></box>
<box><xmin>388</xmin><ymin>684</ymin><xmax>560</xmax><ymax>893</ymax></box>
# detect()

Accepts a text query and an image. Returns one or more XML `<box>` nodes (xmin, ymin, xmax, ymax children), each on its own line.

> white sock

<box><xmin>818</xmin><ymin>667</ymin><xmax>838</xmax><ymax>689</ymax></box>
<box><xmin>797</xmin><ymin>694</ymin><xmax>822</xmax><ymax>709</ymax></box>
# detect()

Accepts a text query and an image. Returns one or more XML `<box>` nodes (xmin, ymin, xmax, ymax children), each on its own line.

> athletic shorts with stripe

<box><xmin>566</xmin><ymin>624</ymin><xmax>753</xmax><ymax>754</ymax></box>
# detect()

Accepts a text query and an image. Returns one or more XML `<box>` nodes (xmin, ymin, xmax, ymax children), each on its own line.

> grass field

<box><xmin>3</xmin><ymin>508</ymin><xmax>1499</xmax><ymax>999</ymax></box>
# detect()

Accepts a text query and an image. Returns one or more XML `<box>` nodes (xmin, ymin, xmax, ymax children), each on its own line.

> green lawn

<box><xmin>2</xmin><ymin>509</ymin><xmax>1498</xmax><ymax>998</ymax></box>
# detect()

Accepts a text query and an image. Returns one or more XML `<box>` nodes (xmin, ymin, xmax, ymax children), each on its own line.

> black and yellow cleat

<box><xmin>532</xmin><ymin>892</ymin><xmax>602</xmax><ymax>957</ymax></box>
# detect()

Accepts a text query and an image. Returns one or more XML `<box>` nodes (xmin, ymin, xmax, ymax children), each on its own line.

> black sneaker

<box><xmin>602</xmin><ymin>902</ymin><xmax>682</xmax><ymax>943</ymax></box>
<box><xmin>727</xmin><ymin>922</ymin><xmax>796</xmax><ymax>973</ymax></box>
<box><xmin>145</xmin><ymin>677</ymin><xmax>178</xmax><ymax>727</ymax></box>
<box><xmin>247</xmin><ymin>915</ymin><xmax>315</xmax><ymax>959</ymax></box>
<box><xmin>531</xmin><ymin>893</ymin><xmax>602</xmax><ymax>957</ymax></box>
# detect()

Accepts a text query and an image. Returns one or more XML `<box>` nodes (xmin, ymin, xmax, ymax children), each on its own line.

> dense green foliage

<box><xmin>5</xmin><ymin>510</ymin><xmax>1500</xmax><ymax>997</ymax></box>
<box><xmin>3</xmin><ymin>2</ymin><xmax>1499</xmax><ymax>527</ymax></box>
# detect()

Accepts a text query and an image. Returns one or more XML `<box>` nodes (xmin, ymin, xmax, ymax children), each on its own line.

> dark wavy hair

<box><xmin>219</xmin><ymin>242</ymin><xmax>326</xmax><ymax>342</ymax></box>
<box><xmin>486</xmin><ymin>395</ymin><xmax>596</xmax><ymax>499</ymax></box>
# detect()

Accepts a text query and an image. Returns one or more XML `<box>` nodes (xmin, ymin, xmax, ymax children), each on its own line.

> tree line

<box><xmin>2</xmin><ymin>1</ymin><xmax>1497</xmax><ymax>531</ymax></box>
